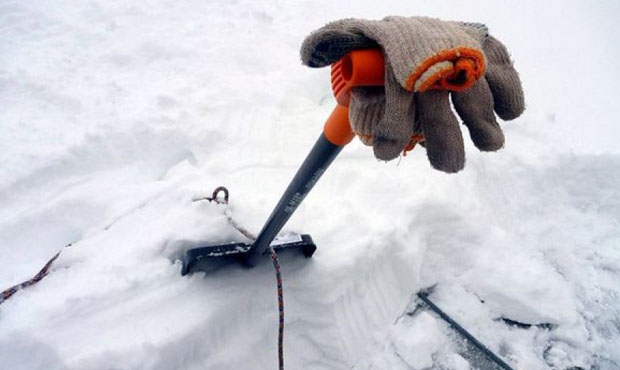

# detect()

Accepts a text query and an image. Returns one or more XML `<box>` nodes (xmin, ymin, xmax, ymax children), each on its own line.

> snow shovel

<box><xmin>181</xmin><ymin>49</ymin><xmax>385</xmax><ymax>275</ymax></box>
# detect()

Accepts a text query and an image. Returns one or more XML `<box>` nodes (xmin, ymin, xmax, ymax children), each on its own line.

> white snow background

<box><xmin>1</xmin><ymin>0</ymin><xmax>619</xmax><ymax>369</ymax></box>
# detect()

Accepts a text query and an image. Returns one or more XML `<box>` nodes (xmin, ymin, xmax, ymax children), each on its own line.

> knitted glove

<box><xmin>301</xmin><ymin>16</ymin><xmax>524</xmax><ymax>173</ymax></box>
<box><xmin>415</xmin><ymin>35</ymin><xmax>525</xmax><ymax>172</ymax></box>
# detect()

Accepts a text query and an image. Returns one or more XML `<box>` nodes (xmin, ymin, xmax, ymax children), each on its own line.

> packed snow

<box><xmin>1</xmin><ymin>0</ymin><xmax>619</xmax><ymax>369</ymax></box>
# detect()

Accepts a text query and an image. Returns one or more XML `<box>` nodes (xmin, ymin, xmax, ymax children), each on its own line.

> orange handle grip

<box><xmin>324</xmin><ymin>49</ymin><xmax>385</xmax><ymax>146</ymax></box>
<box><xmin>323</xmin><ymin>104</ymin><xmax>354</xmax><ymax>146</ymax></box>
<box><xmin>331</xmin><ymin>49</ymin><xmax>385</xmax><ymax>106</ymax></box>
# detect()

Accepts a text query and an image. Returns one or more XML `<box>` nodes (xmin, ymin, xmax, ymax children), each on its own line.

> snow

<box><xmin>1</xmin><ymin>0</ymin><xmax>619</xmax><ymax>369</ymax></box>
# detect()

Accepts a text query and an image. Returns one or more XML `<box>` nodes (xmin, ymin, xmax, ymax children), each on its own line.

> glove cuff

<box><xmin>301</xmin><ymin>16</ymin><xmax>488</xmax><ymax>93</ymax></box>
<box><xmin>366</xmin><ymin>16</ymin><xmax>487</xmax><ymax>92</ymax></box>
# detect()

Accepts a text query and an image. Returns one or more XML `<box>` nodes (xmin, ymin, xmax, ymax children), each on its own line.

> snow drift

<box><xmin>1</xmin><ymin>0</ymin><xmax>619</xmax><ymax>369</ymax></box>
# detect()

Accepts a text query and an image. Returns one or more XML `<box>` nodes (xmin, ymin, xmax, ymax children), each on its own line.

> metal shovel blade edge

<box><xmin>181</xmin><ymin>234</ymin><xmax>316</xmax><ymax>275</ymax></box>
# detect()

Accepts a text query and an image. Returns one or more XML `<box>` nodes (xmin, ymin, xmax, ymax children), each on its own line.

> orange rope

<box><xmin>0</xmin><ymin>249</ymin><xmax>64</xmax><ymax>305</ymax></box>
<box><xmin>201</xmin><ymin>187</ymin><xmax>286</xmax><ymax>370</ymax></box>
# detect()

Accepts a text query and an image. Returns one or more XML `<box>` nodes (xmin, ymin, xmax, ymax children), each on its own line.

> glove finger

<box><xmin>484</xmin><ymin>36</ymin><xmax>525</xmax><ymax>120</ymax></box>
<box><xmin>349</xmin><ymin>86</ymin><xmax>386</xmax><ymax>146</ymax></box>
<box><xmin>373</xmin><ymin>65</ymin><xmax>415</xmax><ymax>161</ymax></box>
<box><xmin>416</xmin><ymin>90</ymin><xmax>465</xmax><ymax>173</ymax></box>
<box><xmin>300</xmin><ymin>19</ymin><xmax>377</xmax><ymax>68</ymax></box>
<box><xmin>452</xmin><ymin>78</ymin><xmax>505</xmax><ymax>151</ymax></box>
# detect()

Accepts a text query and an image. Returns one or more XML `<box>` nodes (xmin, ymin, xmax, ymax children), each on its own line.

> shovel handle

<box><xmin>242</xmin><ymin>49</ymin><xmax>385</xmax><ymax>267</ymax></box>
<box><xmin>324</xmin><ymin>49</ymin><xmax>385</xmax><ymax>146</ymax></box>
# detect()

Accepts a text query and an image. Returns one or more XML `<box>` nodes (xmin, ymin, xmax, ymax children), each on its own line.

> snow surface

<box><xmin>1</xmin><ymin>0</ymin><xmax>620</xmax><ymax>369</ymax></box>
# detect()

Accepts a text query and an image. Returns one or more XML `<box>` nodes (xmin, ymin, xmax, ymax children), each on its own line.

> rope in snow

<box><xmin>5</xmin><ymin>186</ymin><xmax>287</xmax><ymax>370</ymax></box>
<box><xmin>269</xmin><ymin>247</ymin><xmax>285</xmax><ymax>370</ymax></box>
<box><xmin>200</xmin><ymin>186</ymin><xmax>286</xmax><ymax>370</ymax></box>
<box><xmin>0</xmin><ymin>249</ymin><xmax>64</xmax><ymax>306</ymax></box>
<box><xmin>1</xmin><ymin>189</ymin><xmax>168</xmax><ymax>306</ymax></box>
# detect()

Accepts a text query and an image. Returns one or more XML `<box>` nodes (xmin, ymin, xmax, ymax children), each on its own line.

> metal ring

<box><xmin>210</xmin><ymin>186</ymin><xmax>229</xmax><ymax>204</ymax></box>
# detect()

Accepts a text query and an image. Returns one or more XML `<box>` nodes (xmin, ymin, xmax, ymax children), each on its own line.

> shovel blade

<box><xmin>181</xmin><ymin>234</ymin><xmax>316</xmax><ymax>275</ymax></box>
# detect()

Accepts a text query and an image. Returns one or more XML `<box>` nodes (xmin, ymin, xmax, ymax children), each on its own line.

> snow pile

<box><xmin>1</xmin><ymin>0</ymin><xmax>619</xmax><ymax>369</ymax></box>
